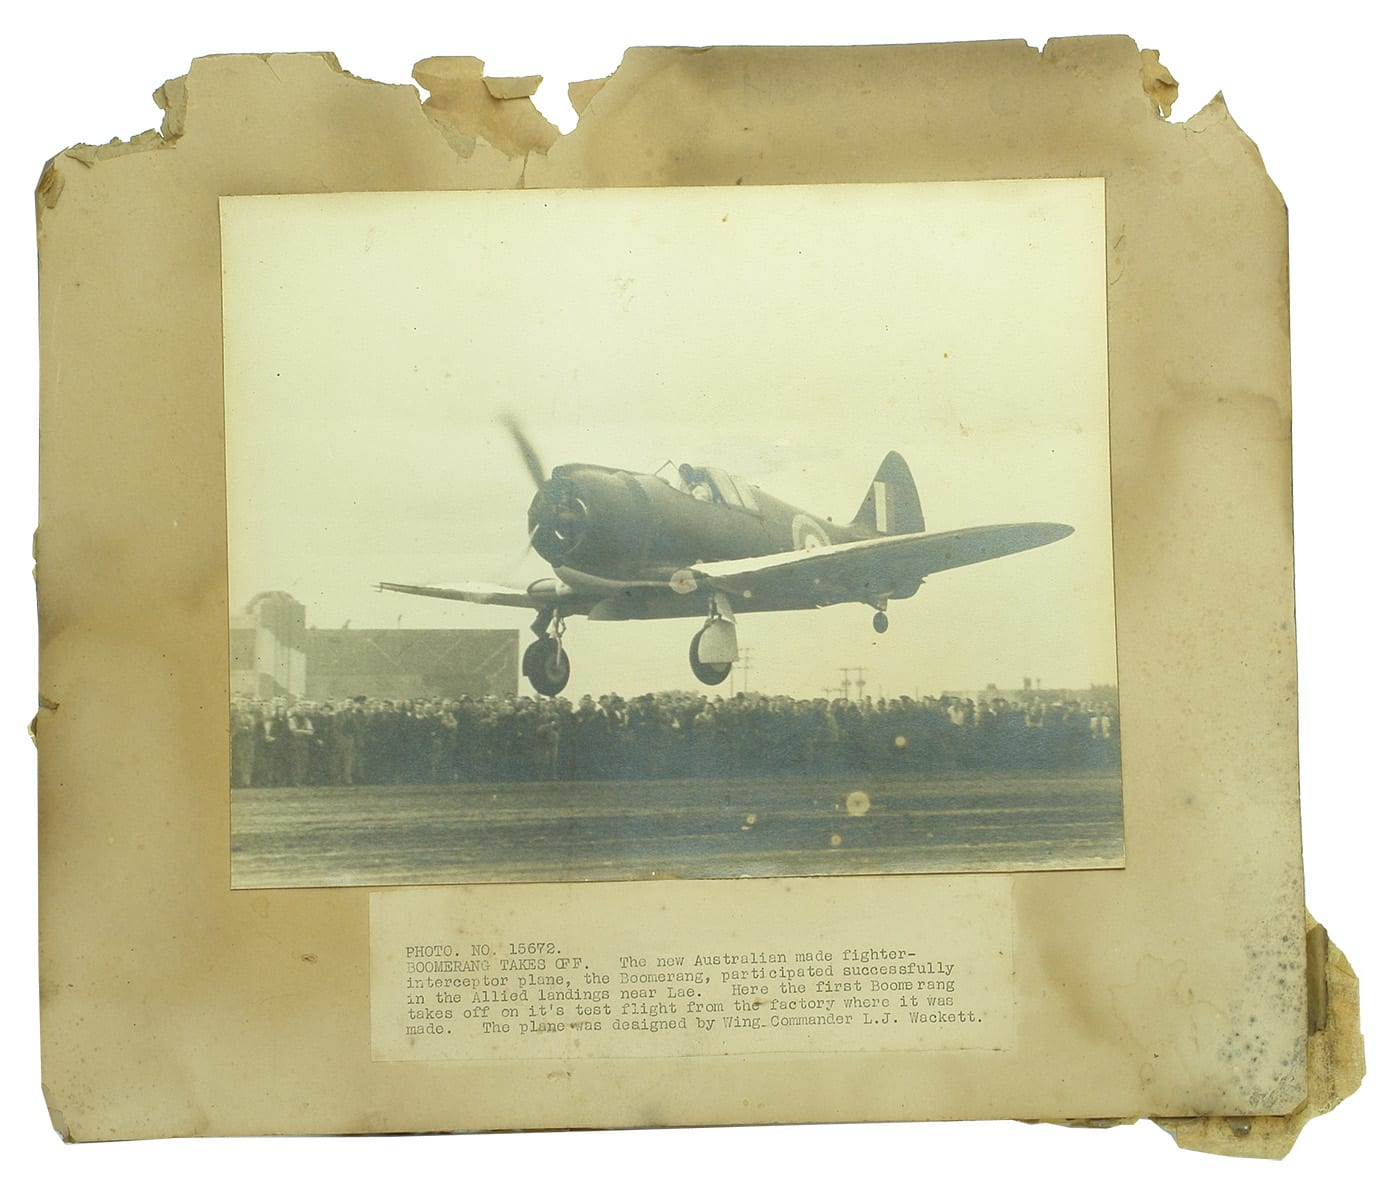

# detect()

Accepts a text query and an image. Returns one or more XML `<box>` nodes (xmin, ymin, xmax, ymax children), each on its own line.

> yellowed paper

<box><xmin>370</xmin><ymin>878</ymin><xmax>1013</xmax><ymax>1061</ymax></box>
<box><xmin>34</xmin><ymin>40</ymin><xmax>1360</xmax><ymax>1152</ymax></box>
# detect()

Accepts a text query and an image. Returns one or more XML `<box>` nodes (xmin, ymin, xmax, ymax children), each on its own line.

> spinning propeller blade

<box><xmin>501</xmin><ymin>412</ymin><xmax>548</xmax><ymax>490</ymax></box>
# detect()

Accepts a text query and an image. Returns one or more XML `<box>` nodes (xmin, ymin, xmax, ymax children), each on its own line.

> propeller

<box><xmin>501</xmin><ymin>412</ymin><xmax>548</xmax><ymax>491</ymax></box>
<box><xmin>499</xmin><ymin>414</ymin><xmax>551</xmax><ymax>561</ymax></box>
<box><xmin>499</xmin><ymin>414</ymin><xmax>590</xmax><ymax>566</ymax></box>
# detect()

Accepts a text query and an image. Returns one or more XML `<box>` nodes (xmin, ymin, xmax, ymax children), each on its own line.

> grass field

<box><xmin>230</xmin><ymin>769</ymin><xmax>1123</xmax><ymax>888</ymax></box>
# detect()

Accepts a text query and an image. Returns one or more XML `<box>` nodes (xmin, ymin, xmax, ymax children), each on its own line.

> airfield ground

<box><xmin>230</xmin><ymin>770</ymin><xmax>1123</xmax><ymax>888</ymax></box>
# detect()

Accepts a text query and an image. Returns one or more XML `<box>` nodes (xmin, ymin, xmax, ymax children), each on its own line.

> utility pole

<box><xmin>839</xmin><ymin>666</ymin><xmax>867</xmax><ymax>701</ymax></box>
<box><xmin>730</xmin><ymin>647</ymin><xmax>754</xmax><ymax>696</ymax></box>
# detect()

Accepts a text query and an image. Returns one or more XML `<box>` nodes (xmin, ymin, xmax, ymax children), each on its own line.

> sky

<box><xmin>223</xmin><ymin>179</ymin><xmax>1115</xmax><ymax>698</ymax></box>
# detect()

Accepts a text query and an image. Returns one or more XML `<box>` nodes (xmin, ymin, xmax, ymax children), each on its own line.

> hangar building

<box><xmin>230</xmin><ymin>592</ymin><xmax>517</xmax><ymax>700</ymax></box>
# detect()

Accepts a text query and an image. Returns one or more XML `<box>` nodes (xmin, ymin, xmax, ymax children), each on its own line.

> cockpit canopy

<box><xmin>673</xmin><ymin>463</ymin><xmax>758</xmax><ymax>512</ymax></box>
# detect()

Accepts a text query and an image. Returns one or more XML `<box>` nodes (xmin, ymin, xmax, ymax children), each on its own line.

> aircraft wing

<box><xmin>691</xmin><ymin>523</ymin><xmax>1073</xmax><ymax>606</ymax></box>
<box><xmin>378</xmin><ymin>580</ymin><xmax>563</xmax><ymax>609</ymax></box>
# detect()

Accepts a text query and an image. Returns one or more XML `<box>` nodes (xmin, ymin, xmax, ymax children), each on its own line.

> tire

<box><xmin>689</xmin><ymin>629</ymin><xmax>732</xmax><ymax>686</ymax></box>
<box><xmin>524</xmin><ymin>637</ymin><xmax>571</xmax><ymax>696</ymax></box>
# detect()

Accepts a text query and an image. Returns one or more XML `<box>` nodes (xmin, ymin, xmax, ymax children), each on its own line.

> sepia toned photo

<box><xmin>223</xmin><ymin>179</ymin><xmax>1122</xmax><ymax>888</ymax></box>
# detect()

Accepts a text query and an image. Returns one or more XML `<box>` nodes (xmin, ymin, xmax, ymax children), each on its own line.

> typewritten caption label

<box><xmin>371</xmin><ymin>877</ymin><xmax>1013</xmax><ymax>1060</ymax></box>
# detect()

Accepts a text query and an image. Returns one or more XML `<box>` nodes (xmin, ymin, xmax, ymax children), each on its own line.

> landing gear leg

<box><xmin>872</xmin><ymin>604</ymin><xmax>889</xmax><ymax>635</ymax></box>
<box><xmin>689</xmin><ymin>595</ymin><xmax>736</xmax><ymax>687</ymax></box>
<box><xmin>523</xmin><ymin>609</ymin><xmax>572</xmax><ymax>696</ymax></box>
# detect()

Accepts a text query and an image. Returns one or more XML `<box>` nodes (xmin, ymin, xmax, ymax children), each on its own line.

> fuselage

<box><xmin>528</xmin><ymin>462</ymin><xmax>868</xmax><ymax>583</ymax></box>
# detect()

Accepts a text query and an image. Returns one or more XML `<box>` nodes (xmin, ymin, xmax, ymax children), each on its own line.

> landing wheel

<box><xmin>873</xmin><ymin>610</ymin><xmax>889</xmax><ymax>634</ymax></box>
<box><xmin>524</xmin><ymin>636</ymin><xmax>571</xmax><ymax>696</ymax></box>
<box><xmin>689</xmin><ymin>630</ymin><xmax>732</xmax><ymax>686</ymax></box>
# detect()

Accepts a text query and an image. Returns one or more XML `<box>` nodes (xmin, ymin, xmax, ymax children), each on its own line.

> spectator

<box><xmin>230</xmin><ymin>686</ymin><xmax>1121</xmax><ymax>786</ymax></box>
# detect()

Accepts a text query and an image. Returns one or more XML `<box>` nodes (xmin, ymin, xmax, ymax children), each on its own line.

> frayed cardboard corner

<box><xmin>1155</xmin><ymin>916</ymin><xmax>1364</xmax><ymax>1159</ymax></box>
<box><xmin>413</xmin><ymin>56</ymin><xmax>559</xmax><ymax>160</ymax></box>
<box><xmin>1140</xmin><ymin>49</ymin><xmax>1179</xmax><ymax>117</ymax></box>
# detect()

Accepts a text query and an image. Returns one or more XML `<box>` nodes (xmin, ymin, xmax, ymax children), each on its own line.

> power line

<box><xmin>731</xmin><ymin>647</ymin><xmax>754</xmax><ymax>696</ymax></box>
<box><xmin>838</xmin><ymin>666</ymin><xmax>867</xmax><ymax>701</ymax></box>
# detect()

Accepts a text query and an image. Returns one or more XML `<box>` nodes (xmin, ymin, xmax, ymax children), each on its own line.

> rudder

<box><xmin>850</xmin><ymin>451</ymin><xmax>925</xmax><ymax>535</ymax></box>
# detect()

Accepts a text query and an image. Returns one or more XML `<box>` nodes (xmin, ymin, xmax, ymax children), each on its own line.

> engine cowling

<box><xmin>527</xmin><ymin>466</ymin><xmax>652</xmax><ymax>573</ymax></box>
<box><xmin>527</xmin><ymin>476</ymin><xmax>590</xmax><ymax>565</ymax></box>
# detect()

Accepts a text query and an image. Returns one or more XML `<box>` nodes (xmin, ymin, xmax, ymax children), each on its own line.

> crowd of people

<box><xmin>230</xmin><ymin>690</ymin><xmax>1120</xmax><ymax>788</ymax></box>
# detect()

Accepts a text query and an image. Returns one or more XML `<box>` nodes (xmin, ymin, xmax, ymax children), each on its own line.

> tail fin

<box><xmin>850</xmin><ymin>451</ymin><xmax>925</xmax><ymax>536</ymax></box>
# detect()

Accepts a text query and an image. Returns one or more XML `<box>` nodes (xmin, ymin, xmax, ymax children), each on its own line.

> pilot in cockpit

<box><xmin>678</xmin><ymin>463</ymin><xmax>714</xmax><ymax>503</ymax></box>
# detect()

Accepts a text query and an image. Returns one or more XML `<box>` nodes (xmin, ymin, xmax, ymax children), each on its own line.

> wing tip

<box><xmin>1020</xmin><ymin>522</ymin><xmax>1074</xmax><ymax>550</ymax></box>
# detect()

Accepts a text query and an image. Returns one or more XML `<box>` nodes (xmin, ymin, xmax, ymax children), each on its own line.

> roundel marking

<box><xmin>791</xmin><ymin>514</ymin><xmax>830</xmax><ymax>551</ymax></box>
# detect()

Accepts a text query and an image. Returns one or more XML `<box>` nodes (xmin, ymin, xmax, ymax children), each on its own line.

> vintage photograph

<box><xmin>223</xmin><ymin>179</ymin><xmax>1121</xmax><ymax>887</ymax></box>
